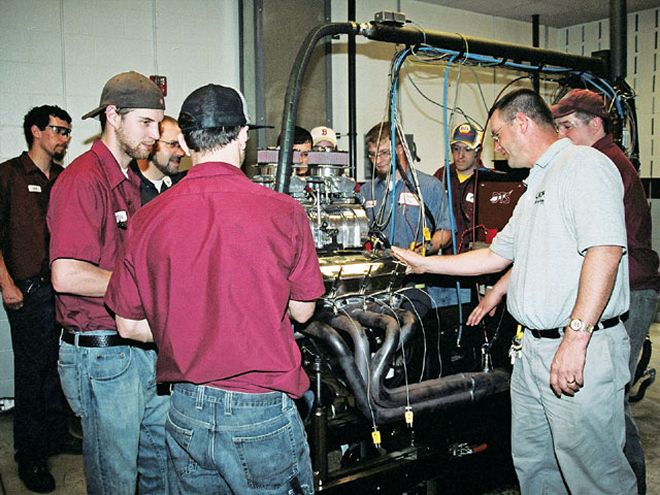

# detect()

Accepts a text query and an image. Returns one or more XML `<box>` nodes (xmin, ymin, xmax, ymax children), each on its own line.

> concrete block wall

<box><xmin>0</xmin><ymin>1</ymin><xmax>657</xmax><ymax>397</ymax></box>
<box><xmin>0</xmin><ymin>0</ymin><xmax>241</xmax><ymax>398</ymax></box>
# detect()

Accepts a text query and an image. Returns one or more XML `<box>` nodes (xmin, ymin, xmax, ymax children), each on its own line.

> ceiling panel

<box><xmin>419</xmin><ymin>0</ymin><xmax>660</xmax><ymax>28</ymax></box>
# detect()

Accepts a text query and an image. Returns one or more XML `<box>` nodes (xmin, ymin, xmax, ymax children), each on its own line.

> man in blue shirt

<box><xmin>360</xmin><ymin>122</ymin><xmax>452</xmax><ymax>311</ymax></box>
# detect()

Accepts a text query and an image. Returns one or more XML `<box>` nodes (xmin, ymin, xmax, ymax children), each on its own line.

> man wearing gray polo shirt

<box><xmin>392</xmin><ymin>89</ymin><xmax>636</xmax><ymax>494</ymax></box>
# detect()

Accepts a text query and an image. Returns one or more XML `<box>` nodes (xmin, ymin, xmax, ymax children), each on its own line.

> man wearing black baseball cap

<box><xmin>47</xmin><ymin>71</ymin><xmax>169</xmax><ymax>494</ymax></box>
<box><xmin>105</xmin><ymin>84</ymin><xmax>324</xmax><ymax>494</ymax></box>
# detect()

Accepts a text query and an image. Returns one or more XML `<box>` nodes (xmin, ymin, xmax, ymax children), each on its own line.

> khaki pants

<box><xmin>510</xmin><ymin>324</ymin><xmax>637</xmax><ymax>495</ymax></box>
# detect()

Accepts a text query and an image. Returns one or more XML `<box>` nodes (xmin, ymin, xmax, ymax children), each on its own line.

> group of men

<box><xmin>1</xmin><ymin>71</ymin><xmax>324</xmax><ymax>494</ymax></box>
<box><xmin>0</xmin><ymin>67</ymin><xmax>657</xmax><ymax>495</ymax></box>
<box><xmin>286</xmin><ymin>124</ymin><xmax>337</xmax><ymax>176</ymax></box>
<box><xmin>393</xmin><ymin>88</ymin><xmax>658</xmax><ymax>495</ymax></box>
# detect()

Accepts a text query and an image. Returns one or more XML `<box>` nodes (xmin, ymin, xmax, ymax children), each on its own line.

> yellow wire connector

<box><xmin>422</xmin><ymin>227</ymin><xmax>431</xmax><ymax>242</ymax></box>
<box><xmin>404</xmin><ymin>406</ymin><xmax>414</xmax><ymax>428</ymax></box>
<box><xmin>371</xmin><ymin>427</ymin><xmax>381</xmax><ymax>448</ymax></box>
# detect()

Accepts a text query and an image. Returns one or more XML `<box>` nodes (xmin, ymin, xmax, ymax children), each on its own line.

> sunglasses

<box><xmin>46</xmin><ymin>125</ymin><xmax>72</xmax><ymax>137</ymax></box>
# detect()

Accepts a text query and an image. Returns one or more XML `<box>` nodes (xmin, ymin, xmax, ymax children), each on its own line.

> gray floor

<box><xmin>1</xmin><ymin>325</ymin><xmax>659</xmax><ymax>494</ymax></box>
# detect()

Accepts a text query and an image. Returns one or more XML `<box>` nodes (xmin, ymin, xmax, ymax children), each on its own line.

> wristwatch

<box><xmin>568</xmin><ymin>318</ymin><xmax>595</xmax><ymax>334</ymax></box>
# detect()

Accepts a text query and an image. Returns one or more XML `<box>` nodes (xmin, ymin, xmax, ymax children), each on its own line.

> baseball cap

<box><xmin>178</xmin><ymin>84</ymin><xmax>272</xmax><ymax>133</ymax></box>
<box><xmin>551</xmin><ymin>89</ymin><xmax>609</xmax><ymax>119</ymax></box>
<box><xmin>82</xmin><ymin>71</ymin><xmax>165</xmax><ymax>120</ymax></box>
<box><xmin>311</xmin><ymin>126</ymin><xmax>337</xmax><ymax>147</ymax></box>
<box><xmin>450</xmin><ymin>123</ymin><xmax>481</xmax><ymax>150</ymax></box>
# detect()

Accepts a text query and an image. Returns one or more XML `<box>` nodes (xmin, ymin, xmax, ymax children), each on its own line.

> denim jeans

<box><xmin>167</xmin><ymin>383</ymin><xmax>314</xmax><ymax>494</ymax></box>
<box><xmin>623</xmin><ymin>288</ymin><xmax>659</xmax><ymax>495</ymax></box>
<box><xmin>7</xmin><ymin>283</ymin><xmax>70</xmax><ymax>464</ymax></box>
<box><xmin>58</xmin><ymin>331</ymin><xmax>169</xmax><ymax>495</ymax></box>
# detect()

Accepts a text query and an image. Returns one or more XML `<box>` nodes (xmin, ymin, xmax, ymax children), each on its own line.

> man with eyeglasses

<box><xmin>552</xmin><ymin>89</ymin><xmax>658</xmax><ymax>495</ymax></box>
<box><xmin>468</xmin><ymin>90</ymin><xmax>658</xmax><ymax>495</ymax></box>
<box><xmin>132</xmin><ymin>115</ymin><xmax>186</xmax><ymax>204</ymax></box>
<box><xmin>361</xmin><ymin>121</ymin><xmax>452</xmax><ymax>326</ymax></box>
<box><xmin>0</xmin><ymin>105</ymin><xmax>81</xmax><ymax>493</ymax></box>
<box><xmin>47</xmin><ymin>71</ymin><xmax>169</xmax><ymax>494</ymax></box>
<box><xmin>393</xmin><ymin>89</ymin><xmax>637</xmax><ymax>494</ymax></box>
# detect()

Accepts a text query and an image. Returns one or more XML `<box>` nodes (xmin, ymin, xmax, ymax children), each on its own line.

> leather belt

<box><xmin>15</xmin><ymin>274</ymin><xmax>51</xmax><ymax>296</ymax></box>
<box><xmin>61</xmin><ymin>331</ymin><xmax>155</xmax><ymax>350</ymax></box>
<box><xmin>528</xmin><ymin>315</ymin><xmax>625</xmax><ymax>339</ymax></box>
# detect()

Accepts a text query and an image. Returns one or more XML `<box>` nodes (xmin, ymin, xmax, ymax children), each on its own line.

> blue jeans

<box><xmin>623</xmin><ymin>288</ymin><xmax>659</xmax><ymax>495</ymax></box>
<box><xmin>58</xmin><ymin>331</ymin><xmax>169</xmax><ymax>494</ymax></box>
<box><xmin>167</xmin><ymin>383</ymin><xmax>314</xmax><ymax>494</ymax></box>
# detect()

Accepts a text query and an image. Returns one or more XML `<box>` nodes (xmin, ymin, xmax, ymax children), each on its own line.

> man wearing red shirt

<box><xmin>552</xmin><ymin>89</ymin><xmax>660</xmax><ymax>495</ymax></box>
<box><xmin>468</xmin><ymin>89</ymin><xmax>659</xmax><ymax>495</ymax></box>
<box><xmin>47</xmin><ymin>71</ymin><xmax>169</xmax><ymax>494</ymax></box>
<box><xmin>105</xmin><ymin>84</ymin><xmax>325</xmax><ymax>494</ymax></box>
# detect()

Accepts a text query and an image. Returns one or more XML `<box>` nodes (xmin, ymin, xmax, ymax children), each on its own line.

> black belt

<box><xmin>15</xmin><ymin>274</ymin><xmax>51</xmax><ymax>296</ymax></box>
<box><xmin>61</xmin><ymin>331</ymin><xmax>155</xmax><ymax>350</ymax></box>
<box><xmin>528</xmin><ymin>315</ymin><xmax>625</xmax><ymax>339</ymax></box>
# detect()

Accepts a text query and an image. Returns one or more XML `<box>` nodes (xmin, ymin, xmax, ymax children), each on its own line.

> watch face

<box><xmin>570</xmin><ymin>319</ymin><xmax>582</xmax><ymax>331</ymax></box>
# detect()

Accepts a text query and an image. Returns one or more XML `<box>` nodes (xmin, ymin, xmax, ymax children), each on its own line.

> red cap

<box><xmin>551</xmin><ymin>89</ymin><xmax>609</xmax><ymax>120</ymax></box>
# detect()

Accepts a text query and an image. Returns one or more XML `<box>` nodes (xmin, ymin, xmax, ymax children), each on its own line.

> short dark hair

<box><xmin>23</xmin><ymin>105</ymin><xmax>72</xmax><ymax>148</ymax></box>
<box><xmin>365</xmin><ymin>121</ymin><xmax>401</xmax><ymax>147</ymax></box>
<box><xmin>182</xmin><ymin>126</ymin><xmax>241</xmax><ymax>153</ymax></box>
<box><xmin>277</xmin><ymin>126</ymin><xmax>312</xmax><ymax>147</ymax></box>
<box><xmin>490</xmin><ymin>89</ymin><xmax>555</xmax><ymax>129</ymax></box>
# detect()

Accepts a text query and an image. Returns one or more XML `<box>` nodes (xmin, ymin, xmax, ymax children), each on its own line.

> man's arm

<box><xmin>51</xmin><ymin>258</ymin><xmax>112</xmax><ymax>297</ymax></box>
<box><xmin>549</xmin><ymin>245</ymin><xmax>623</xmax><ymax>397</ymax></box>
<box><xmin>0</xmin><ymin>251</ymin><xmax>23</xmax><ymax>309</ymax></box>
<box><xmin>427</xmin><ymin>228</ymin><xmax>452</xmax><ymax>254</ymax></box>
<box><xmin>392</xmin><ymin>245</ymin><xmax>511</xmax><ymax>277</ymax></box>
<box><xmin>116</xmin><ymin>316</ymin><xmax>154</xmax><ymax>343</ymax></box>
<box><xmin>466</xmin><ymin>268</ymin><xmax>512</xmax><ymax>326</ymax></box>
<box><xmin>288</xmin><ymin>299</ymin><xmax>316</xmax><ymax>324</ymax></box>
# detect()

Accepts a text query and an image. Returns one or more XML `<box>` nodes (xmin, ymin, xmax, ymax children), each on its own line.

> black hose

<box><xmin>276</xmin><ymin>22</ymin><xmax>360</xmax><ymax>193</ymax></box>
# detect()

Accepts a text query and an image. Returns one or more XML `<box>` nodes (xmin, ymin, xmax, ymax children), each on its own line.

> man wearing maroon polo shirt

<box><xmin>105</xmin><ymin>83</ymin><xmax>325</xmax><ymax>495</ymax></box>
<box><xmin>552</xmin><ymin>88</ymin><xmax>660</xmax><ymax>495</ymax></box>
<box><xmin>47</xmin><ymin>71</ymin><xmax>169</xmax><ymax>494</ymax></box>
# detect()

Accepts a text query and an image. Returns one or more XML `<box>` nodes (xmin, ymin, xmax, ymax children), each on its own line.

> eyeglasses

<box><xmin>555</xmin><ymin>118</ymin><xmax>588</xmax><ymax>132</ymax></box>
<box><xmin>368</xmin><ymin>149</ymin><xmax>391</xmax><ymax>160</ymax></box>
<box><xmin>491</xmin><ymin>120</ymin><xmax>513</xmax><ymax>143</ymax></box>
<box><xmin>46</xmin><ymin>125</ymin><xmax>72</xmax><ymax>137</ymax></box>
<box><xmin>158</xmin><ymin>139</ymin><xmax>181</xmax><ymax>150</ymax></box>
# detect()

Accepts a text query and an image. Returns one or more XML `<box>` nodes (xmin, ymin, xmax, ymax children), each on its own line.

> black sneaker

<box><xmin>18</xmin><ymin>460</ymin><xmax>55</xmax><ymax>493</ymax></box>
<box><xmin>49</xmin><ymin>433</ymin><xmax>83</xmax><ymax>456</ymax></box>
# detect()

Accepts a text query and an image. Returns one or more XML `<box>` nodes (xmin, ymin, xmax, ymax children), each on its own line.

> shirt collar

<box><xmin>184</xmin><ymin>161</ymin><xmax>246</xmax><ymax>180</ymax></box>
<box><xmin>592</xmin><ymin>133</ymin><xmax>613</xmax><ymax>152</ymax></box>
<box><xmin>525</xmin><ymin>138</ymin><xmax>571</xmax><ymax>185</ymax></box>
<box><xmin>17</xmin><ymin>151</ymin><xmax>63</xmax><ymax>178</ymax></box>
<box><xmin>92</xmin><ymin>140</ymin><xmax>140</xmax><ymax>189</ymax></box>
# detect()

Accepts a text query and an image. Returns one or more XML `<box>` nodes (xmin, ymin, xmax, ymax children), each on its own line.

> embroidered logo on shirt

<box><xmin>489</xmin><ymin>190</ymin><xmax>513</xmax><ymax>204</ymax></box>
<box><xmin>398</xmin><ymin>192</ymin><xmax>420</xmax><ymax>206</ymax></box>
<box><xmin>534</xmin><ymin>191</ymin><xmax>545</xmax><ymax>204</ymax></box>
<box><xmin>28</xmin><ymin>185</ymin><xmax>42</xmax><ymax>193</ymax></box>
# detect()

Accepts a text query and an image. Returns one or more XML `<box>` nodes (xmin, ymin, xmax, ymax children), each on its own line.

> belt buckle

<box><xmin>24</xmin><ymin>280</ymin><xmax>37</xmax><ymax>296</ymax></box>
